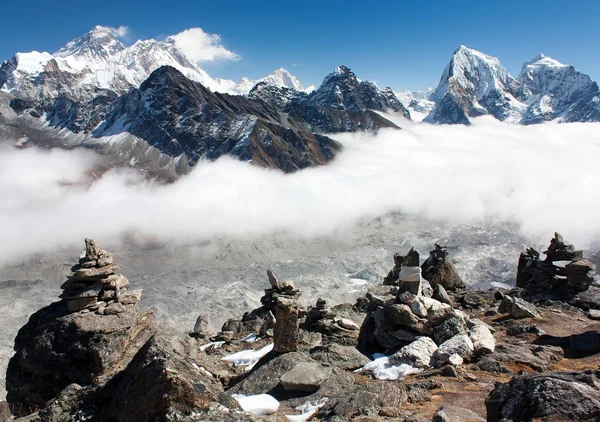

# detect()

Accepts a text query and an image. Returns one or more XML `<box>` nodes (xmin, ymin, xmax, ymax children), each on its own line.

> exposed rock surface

<box><xmin>421</xmin><ymin>245</ymin><xmax>465</xmax><ymax>291</ymax></box>
<box><xmin>6</xmin><ymin>239</ymin><xmax>152</xmax><ymax>416</ymax></box>
<box><xmin>486</xmin><ymin>370</ymin><xmax>600</xmax><ymax>422</ymax></box>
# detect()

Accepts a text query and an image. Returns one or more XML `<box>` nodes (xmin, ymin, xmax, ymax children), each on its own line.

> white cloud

<box><xmin>108</xmin><ymin>25</ymin><xmax>129</xmax><ymax>38</ymax></box>
<box><xmin>1</xmin><ymin>117</ymin><xmax>600</xmax><ymax>264</ymax></box>
<box><xmin>166</xmin><ymin>27</ymin><xmax>240</xmax><ymax>63</ymax></box>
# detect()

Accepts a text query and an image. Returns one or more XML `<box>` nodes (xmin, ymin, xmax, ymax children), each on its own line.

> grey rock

<box><xmin>391</xmin><ymin>337</ymin><xmax>438</xmax><ymax>368</ymax></box>
<box><xmin>280</xmin><ymin>362</ymin><xmax>331</xmax><ymax>392</ymax></box>
<box><xmin>432</xmin><ymin>284</ymin><xmax>452</xmax><ymax>305</ymax></box>
<box><xmin>310</xmin><ymin>344</ymin><xmax>370</xmax><ymax>371</ymax></box>
<box><xmin>433</xmin><ymin>405</ymin><xmax>485</xmax><ymax>421</ymax></box>
<box><xmin>435</xmin><ymin>334</ymin><xmax>474</xmax><ymax>365</ymax></box>
<box><xmin>104</xmin><ymin>302</ymin><xmax>126</xmax><ymax>315</ymax></box>
<box><xmin>500</xmin><ymin>296</ymin><xmax>541</xmax><ymax>319</ymax></box>
<box><xmin>318</xmin><ymin>381</ymin><xmax>407</xmax><ymax>418</ymax></box>
<box><xmin>486</xmin><ymin>369</ymin><xmax>600</xmax><ymax>422</ymax></box>
<box><xmin>469</xmin><ymin>324</ymin><xmax>495</xmax><ymax>356</ymax></box>
<box><xmin>433</xmin><ymin>316</ymin><xmax>468</xmax><ymax>345</ymax></box>
<box><xmin>230</xmin><ymin>352</ymin><xmax>313</xmax><ymax>396</ymax></box>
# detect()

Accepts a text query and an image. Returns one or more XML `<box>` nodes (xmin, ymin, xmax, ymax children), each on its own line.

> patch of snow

<box><xmin>285</xmin><ymin>397</ymin><xmax>329</xmax><ymax>422</ymax></box>
<box><xmin>221</xmin><ymin>343</ymin><xmax>274</xmax><ymax>371</ymax></box>
<box><xmin>233</xmin><ymin>393</ymin><xmax>280</xmax><ymax>415</ymax></box>
<box><xmin>200</xmin><ymin>341</ymin><xmax>225</xmax><ymax>352</ymax></box>
<box><xmin>355</xmin><ymin>353</ymin><xmax>422</xmax><ymax>380</ymax></box>
<box><xmin>241</xmin><ymin>333</ymin><xmax>259</xmax><ymax>342</ymax></box>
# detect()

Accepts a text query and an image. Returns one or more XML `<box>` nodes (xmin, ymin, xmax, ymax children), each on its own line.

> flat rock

<box><xmin>310</xmin><ymin>344</ymin><xmax>370</xmax><ymax>371</ymax></box>
<box><xmin>280</xmin><ymin>362</ymin><xmax>331</xmax><ymax>392</ymax></box>
<box><xmin>433</xmin><ymin>405</ymin><xmax>485</xmax><ymax>422</ymax></box>
<box><xmin>500</xmin><ymin>296</ymin><xmax>541</xmax><ymax>319</ymax></box>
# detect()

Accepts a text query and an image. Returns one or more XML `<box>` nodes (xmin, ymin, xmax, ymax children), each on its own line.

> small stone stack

<box><xmin>421</xmin><ymin>244</ymin><xmax>465</xmax><ymax>291</ymax></box>
<box><xmin>398</xmin><ymin>248</ymin><xmax>422</xmax><ymax>296</ymax></box>
<box><xmin>265</xmin><ymin>270</ymin><xmax>301</xmax><ymax>353</ymax></box>
<box><xmin>517</xmin><ymin>233</ymin><xmax>596</xmax><ymax>293</ymax></box>
<box><xmin>59</xmin><ymin>238</ymin><xmax>142</xmax><ymax>314</ymax></box>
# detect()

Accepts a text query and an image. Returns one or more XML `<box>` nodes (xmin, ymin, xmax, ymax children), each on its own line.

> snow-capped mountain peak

<box><xmin>260</xmin><ymin>67</ymin><xmax>304</xmax><ymax>91</ymax></box>
<box><xmin>54</xmin><ymin>26</ymin><xmax>125</xmax><ymax>60</ymax></box>
<box><xmin>425</xmin><ymin>45</ymin><xmax>523</xmax><ymax>124</ymax></box>
<box><xmin>229</xmin><ymin>67</ymin><xmax>307</xmax><ymax>95</ymax></box>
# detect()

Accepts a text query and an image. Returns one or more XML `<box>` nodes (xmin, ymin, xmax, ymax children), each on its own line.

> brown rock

<box><xmin>119</xmin><ymin>289</ymin><xmax>143</xmax><ymax>306</ymax></box>
<box><xmin>73</xmin><ymin>264</ymin><xmax>119</xmax><ymax>279</ymax></box>
<box><xmin>84</xmin><ymin>238</ymin><xmax>100</xmax><ymax>260</ymax></box>
<box><xmin>274</xmin><ymin>297</ymin><xmax>299</xmax><ymax>353</ymax></box>
<box><xmin>267</xmin><ymin>269</ymin><xmax>281</xmax><ymax>290</ymax></box>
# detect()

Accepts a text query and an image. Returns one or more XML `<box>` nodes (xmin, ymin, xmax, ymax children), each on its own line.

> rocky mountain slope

<box><xmin>425</xmin><ymin>45</ymin><xmax>600</xmax><ymax>125</ymax></box>
<box><xmin>249</xmin><ymin>65</ymin><xmax>408</xmax><ymax>133</ymax></box>
<box><xmin>3</xmin><ymin>234</ymin><xmax>600</xmax><ymax>421</ymax></box>
<box><xmin>93</xmin><ymin>65</ymin><xmax>341</xmax><ymax>172</ymax></box>
<box><xmin>0</xmin><ymin>27</ymin><xmax>406</xmax><ymax>174</ymax></box>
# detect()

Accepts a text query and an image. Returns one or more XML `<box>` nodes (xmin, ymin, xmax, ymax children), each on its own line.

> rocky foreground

<box><xmin>2</xmin><ymin>234</ymin><xmax>600</xmax><ymax>421</ymax></box>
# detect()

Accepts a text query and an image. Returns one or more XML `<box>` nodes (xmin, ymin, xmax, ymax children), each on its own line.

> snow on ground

<box><xmin>221</xmin><ymin>343</ymin><xmax>274</xmax><ymax>371</ymax></box>
<box><xmin>233</xmin><ymin>393</ymin><xmax>280</xmax><ymax>415</ymax></box>
<box><xmin>355</xmin><ymin>353</ymin><xmax>422</xmax><ymax>381</ymax></box>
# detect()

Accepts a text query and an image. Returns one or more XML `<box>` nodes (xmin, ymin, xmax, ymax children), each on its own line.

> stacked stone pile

<box><xmin>517</xmin><ymin>233</ymin><xmax>596</xmax><ymax>293</ymax></box>
<box><xmin>359</xmin><ymin>247</ymin><xmax>495</xmax><ymax>369</ymax></box>
<box><xmin>421</xmin><ymin>244</ymin><xmax>465</xmax><ymax>290</ymax></box>
<box><xmin>59</xmin><ymin>238</ymin><xmax>142</xmax><ymax>314</ymax></box>
<box><xmin>304</xmin><ymin>297</ymin><xmax>361</xmax><ymax>336</ymax></box>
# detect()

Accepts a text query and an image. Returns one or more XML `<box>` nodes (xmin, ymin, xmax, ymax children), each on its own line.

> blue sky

<box><xmin>1</xmin><ymin>0</ymin><xmax>598</xmax><ymax>91</ymax></box>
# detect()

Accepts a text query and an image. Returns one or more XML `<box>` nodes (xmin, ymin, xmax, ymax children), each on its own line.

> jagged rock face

<box><xmin>311</xmin><ymin>66</ymin><xmax>410</xmax><ymax>117</ymax></box>
<box><xmin>5</xmin><ymin>301</ymin><xmax>153</xmax><ymax>415</ymax></box>
<box><xmin>97</xmin><ymin>335</ymin><xmax>238</xmax><ymax>422</ymax></box>
<box><xmin>426</xmin><ymin>46</ymin><xmax>522</xmax><ymax>124</ymax></box>
<box><xmin>93</xmin><ymin>66</ymin><xmax>341</xmax><ymax>172</ymax></box>
<box><xmin>486</xmin><ymin>370</ymin><xmax>600</xmax><ymax>422</ymax></box>
<box><xmin>426</xmin><ymin>46</ymin><xmax>600</xmax><ymax>125</ymax></box>
<box><xmin>249</xmin><ymin>68</ymin><xmax>406</xmax><ymax>133</ymax></box>
<box><xmin>518</xmin><ymin>54</ymin><xmax>600</xmax><ymax>124</ymax></box>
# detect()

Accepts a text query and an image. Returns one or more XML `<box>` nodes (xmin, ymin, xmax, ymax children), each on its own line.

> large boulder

<box><xmin>486</xmin><ymin>370</ymin><xmax>600</xmax><ymax>422</ymax></box>
<box><xmin>6</xmin><ymin>301</ymin><xmax>153</xmax><ymax>415</ymax></box>
<box><xmin>97</xmin><ymin>335</ymin><xmax>237</xmax><ymax>421</ymax></box>
<box><xmin>279</xmin><ymin>362</ymin><xmax>331</xmax><ymax>392</ymax></box>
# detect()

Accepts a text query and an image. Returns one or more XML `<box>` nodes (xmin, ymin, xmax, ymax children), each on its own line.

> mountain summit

<box><xmin>425</xmin><ymin>45</ymin><xmax>600</xmax><ymax>124</ymax></box>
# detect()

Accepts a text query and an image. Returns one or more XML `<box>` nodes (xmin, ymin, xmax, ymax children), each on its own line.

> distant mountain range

<box><xmin>1</xmin><ymin>26</ymin><xmax>598</xmax><ymax>175</ymax></box>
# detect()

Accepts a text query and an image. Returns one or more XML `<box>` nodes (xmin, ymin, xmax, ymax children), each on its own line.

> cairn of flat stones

<box><xmin>265</xmin><ymin>270</ymin><xmax>301</xmax><ymax>353</ymax></box>
<box><xmin>421</xmin><ymin>244</ymin><xmax>465</xmax><ymax>291</ymax></box>
<box><xmin>59</xmin><ymin>238</ymin><xmax>142</xmax><ymax>315</ymax></box>
<box><xmin>517</xmin><ymin>233</ymin><xmax>597</xmax><ymax>293</ymax></box>
<box><xmin>360</xmin><ymin>246</ymin><xmax>495</xmax><ymax>367</ymax></box>
<box><xmin>383</xmin><ymin>249</ymin><xmax>423</xmax><ymax>296</ymax></box>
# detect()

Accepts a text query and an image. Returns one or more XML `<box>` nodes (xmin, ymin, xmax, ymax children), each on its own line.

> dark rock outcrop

<box><xmin>517</xmin><ymin>233</ymin><xmax>596</xmax><ymax>294</ymax></box>
<box><xmin>6</xmin><ymin>240</ymin><xmax>153</xmax><ymax>416</ymax></box>
<box><xmin>421</xmin><ymin>245</ymin><xmax>465</xmax><ymax>291</ymax></box>
<box><xmin>486</xmin><ymin>370</ymin><xmax>600</xmax><ymax>422</ymax></box>
<box><xmin>94</xmin><ymin>66</ymin><xmax>342</xmax><ymax>173</ymax></box>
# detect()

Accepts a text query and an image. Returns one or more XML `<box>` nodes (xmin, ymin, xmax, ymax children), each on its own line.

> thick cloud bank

<box><xmin>1</xmin><ymin>117</ymin><xmax>600</xmax><ymax>264</ymax></box>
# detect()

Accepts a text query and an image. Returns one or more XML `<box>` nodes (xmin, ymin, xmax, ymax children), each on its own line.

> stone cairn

<box><xmin>59</xmin><ymin>238</ymin><xmax>142</xmax><ymax>315</ymax></box>
<box><xmin>383</xmin><ymin>248</ymin><xmax>422</xmax><ymax>296</ymax></box>
<box><xmin>358</xmin><ymin>246</ymin><xmax>495</xmax><ymax>368</ymax></box>
<box><xmin>517</xmin><ymin>233</ymin><xmax>597</xmax><ymax>293</ymax></box>
<box><xmin>421</xmin><ymin>244</ymin><xmax>465</xmax><ymax>291</ymax></box>
<box><xmin>265</xmin><ymin>270</ymin><xmax>301</xmax><ymax>353</ymax></box>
